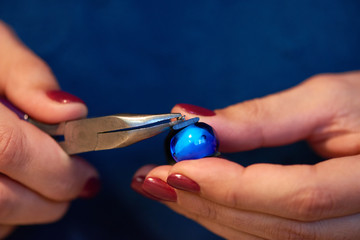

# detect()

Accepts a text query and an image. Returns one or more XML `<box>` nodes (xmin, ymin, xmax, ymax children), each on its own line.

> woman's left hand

<box><xmin>132</xmin><ymin>72</ymin><xmax>360</xmax><ymax>239</ymax></box>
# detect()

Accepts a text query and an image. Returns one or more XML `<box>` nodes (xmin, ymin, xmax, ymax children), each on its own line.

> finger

<box><xmin>131</xmin><ymin>164</ymin><xmax>161</xmax><ymax>201</ymax></box>
<box><xmin>179</xmin><ymin>210</ymin><xmax>267</xmax><ymax>240</ymax></box>
<box><xmin>166</xmin><ymin>190</ymin><xmax>360</xmax><ymax>240</ymax></box>
<box><xmin>172</xmin><ymin>74</ymin><xmax>345</xmax><ymax>153</ymax></box>
<box><xmin>166</xmin><ymin>191</ymin><xmax>292</xmax><ymax>240</ymax></box>
<box><xmin>169</xmin><ymin>204</ymin><xmax>266</xmax><ymax>240</ymax></box>
<box><xmin>143</xmin><ymin>167</ymin><xmax>265</xmax><ymax>240</ymax></box>
<box><xmin>192</xmin><ymin>218</ymin><xmax>266</xmax><ymax>240</ymax></box>
<box><xmin>166</xmin><ymin>157</ymin><xmax>360</xmax><ymax>222</ymax></box>
<box><xmin>141</xmin><ymin>165</ymin><xmax>177</xmax><ymax>202</ymax></box>
<box><xmin>147</xmin><ymin>164</ymin><xmax>360</xmax><ymax>239</ymax></box>
<box><xmin>0</xmin><ymin>21</ymin><xmax>87</xmax><ymax>123</ymax></box>
<box><xmin>0</xmin><ymin>225</ymin><xmax>16</xmax><ymax>239</ymax></box>
<box><xmin>0</xmin><ymin>106</ymin><xmax>99</xmax><ymax>201</ymax></box>
<box><xmin>0</xmin><ymin>174</ymin><xmax>68</xmax><ymax>225</ymax></box>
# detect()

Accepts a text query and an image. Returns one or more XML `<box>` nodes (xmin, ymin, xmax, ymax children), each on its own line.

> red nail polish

<box><xmin>142</xmin><ymin>177</ymin><xmax>177</xmax><ymax>202</ymax></box>
<box><xmin>177</xmin><ymin>103</ymin><xmax>215</xmax><ymax>116</ymax></box>
<box><xmin>46</xmin><ymin>90</ymin><xmax>85</xmax><ymax>104</ymax></box>
<box><xmin>167</xmin><ymin>173</ymin><xmax>200</xmax><ymax>193</ymax></box>
<box><xmin>131</xmin><ymin>175</ymin><xmax>162</xmax><ymax>201</ymax></box>
<box><xmin>79</xmin><ymin>177</ymin><xmax>101</xmax><ymax>199</ymax></box>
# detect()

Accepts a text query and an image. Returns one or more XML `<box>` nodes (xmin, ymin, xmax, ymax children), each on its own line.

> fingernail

<box><xmin>142</xmin><ymin>177</ymin><xmax>177</xmax><ymax>202</ymax></box>
<box><xmin>177</xmin><ymin>103</ymin><xmax>215</xmax><ymax>116</ymax></box>
<box><xmin>79</xmin><ymin>177</ymin><xmax>101</xmax><ymax>199</ymax></box>
<box><xmin>131</xmin><ymin>164</ymin><xmax>161</xmax><ymax>201</ymax></box>
<box><xmin>131</xmin><ymin>175</ymin><xmax>162</xmax><ymax>201</ymax></box>
<box><xmin>167</xmin><ymin>173</ymin><xmax>200</xmax><ymax>193</ymax></box>
<box><xmin>46</xmin><ymin>90</ymin><xmax>85</xmax><ymax>104</ymax></box>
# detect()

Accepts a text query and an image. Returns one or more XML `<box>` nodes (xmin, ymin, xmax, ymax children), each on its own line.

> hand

<box><xmin>132</xmin><ymin>71</ymin><xmax>360</xmax><ymax>239</ymax></box>
<box><xmin>0</xmin><ymin>21</ymin><xmax>99</xmax><ymax>238</ymax></box>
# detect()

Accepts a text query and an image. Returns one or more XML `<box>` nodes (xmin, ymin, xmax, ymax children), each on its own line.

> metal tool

<box><xmin>0</xmin><ymin>98</ymin><xmax>184</xmax><ymax>154</ymax></box>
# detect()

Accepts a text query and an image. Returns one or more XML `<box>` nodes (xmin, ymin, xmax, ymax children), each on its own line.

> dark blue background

<box><xmin>1</xmin><ymin>0</ymin><xmax>360</xmax><ymax>239</ymax></box>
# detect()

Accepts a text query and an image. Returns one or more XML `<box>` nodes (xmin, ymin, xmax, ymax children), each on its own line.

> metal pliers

<box><xmin>0</xmin><ymin>98</ymin><xmax>184</xmax><ymax>155</ymax></box>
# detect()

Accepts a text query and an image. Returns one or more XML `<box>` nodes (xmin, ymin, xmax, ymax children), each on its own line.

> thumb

<box><xmin>172</xmin><ymin>75</ymin><xmax>338</xmax><ymax>152</ymax></box>
<box><xmin>0</xmin><ymin>21</ymin><xmax>87</xmax><ymax>123</ymax></box>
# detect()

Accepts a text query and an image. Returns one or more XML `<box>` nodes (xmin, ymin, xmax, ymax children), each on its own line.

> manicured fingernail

<box><xmin>131</xmin><ymin>175</ymin><xmax>162</xmax><ymax>201</ymax></box>
<box><xmin>167</xmin><ymin>173</ymin><xmax>200</xmax><ymax>193</ymax></box>
<box><xmin>46</xmin><ymin>90</ymin><xmax>85</xmax><ymax>104</ymax></box>
<box><xmin>79</xmin><ymin>177</ymin><xmax>101</xmax><ymax>199</ymax></box>
<box><xmin>177</xmin><ymin>103</ymin><xmax>215</xmax><ymax>116</ymax></box>
<box><xmin>131</xmin><ymin>164</ymin><xmax>161</xmax><ymax>201</ymax></box>
<box><xmin>142</xmin><ymin>177</ymin><xmax>177</xmax><ymax>202</ymax></box>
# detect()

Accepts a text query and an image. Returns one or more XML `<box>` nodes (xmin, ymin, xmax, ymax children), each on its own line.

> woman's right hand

<box><xmin>0</xmin><ymin>21</ymin><xmax>99</xmax><ymax>238</ymax></box>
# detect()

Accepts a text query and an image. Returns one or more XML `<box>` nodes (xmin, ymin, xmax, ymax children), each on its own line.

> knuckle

<box><xmin>0</xmin><ymin>124</ymin><xmax>25</xmax><ymax>169</ymax></box>
<box><xmin>270</xmin><ymin>221</ymin><xmax>317</xmax><ymax>240</ymax></box>
<box><xmin>305</xmin><ymin>73</ymin><xmax>339</xmax><ymax>87</ymax></box>
<box><xmin>224</xmin><ymin>187</ymin><xmax>240</xmax><ymax>208</ymax></box>
<box><xmin>238</xmin><ymin>98</ymin><xmax>266</xmax><ymax>147</ymax></box>
<box><xmin>307</xmin><ymin>73</ymin><xmax>337</xmax><ymax>82</ymax></box>
<box><xmin>305</xmin><ymin>73</ymin><xmax>347</xmax><ymax>95</ymax></box>
<box><xmin>197</xmin><ymin>201</ymin><xmax>218</xmax><ymax>221</ymax></box>
<box><xmin>241</xmin><ymin>98</ymin><xmax>265</xmax><ymax>121</ymax></box>
<box><xmin>185</xmin><ymin>211</ymin><xmax>201</xmax><ymax>223</ymax></box>
<box><xmin>223</xmin><ymin>98</ymin><xmax>265</xmax><ymax>123</ymax></box>
<box><xmin>291</xmin><ymin>186</ymin><xmax>335</xmax><ymax>221</ymax></box>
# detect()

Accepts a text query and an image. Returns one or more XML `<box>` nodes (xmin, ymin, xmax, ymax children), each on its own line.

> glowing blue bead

<box><xmin>169</xmin><ymin>122</ymin><xmax>219</xmax><ymax>162</ymax></box>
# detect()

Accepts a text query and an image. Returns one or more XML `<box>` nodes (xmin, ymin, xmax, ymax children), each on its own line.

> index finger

<box><xmin>168</xmin><ymin>156</ymin><xmax>360</xmax><ymax>221</ymax></box>
<box><xmin>171</xmin><ymin>72</ymin><xmax>360</xmax><ymax>158</ymax></box>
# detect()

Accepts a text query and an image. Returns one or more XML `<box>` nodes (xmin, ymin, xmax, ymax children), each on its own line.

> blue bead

<box><xmin>167</xmin><ymin>122</ymin><xmax>219</xmax><ymax>162</ymax></box>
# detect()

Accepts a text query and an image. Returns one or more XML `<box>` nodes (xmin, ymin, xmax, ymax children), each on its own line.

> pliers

<box><xmin>0</xmin><ymin>98</ymin><xmax>184</xmax><ymax>154</ymax></box>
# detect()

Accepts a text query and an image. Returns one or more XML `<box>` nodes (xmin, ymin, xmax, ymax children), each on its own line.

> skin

<box><xmin>0</xmin><ymin>21</ymin><xmax>98</xmax><ymax>238</ymax></box>
<box><xmin>1</xmin><ymin>18</ymin><xmax>359</xmax><ymax>240</ymax></box>
<box><xmin>139</xmin><ymin>71</ymin><xmax>360</xmax><ymax>239</ymax></box>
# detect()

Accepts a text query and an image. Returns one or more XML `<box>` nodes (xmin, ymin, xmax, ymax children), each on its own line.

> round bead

<box><xmin>165</xmin><ymin>122</ymin><xmax>219</xmax><ymax>163</ymax></box>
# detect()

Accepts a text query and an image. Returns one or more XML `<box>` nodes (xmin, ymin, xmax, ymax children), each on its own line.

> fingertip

<box><xmin>78</xmin><ymin>177</ymin><xmax>101</xmax><ymax>199</ymax></box>
<box><xmin>12</xmin><ymin>89</ymin><xmax>88</xmax><ymax>123</ymax></box>
<box><xmin>172</xmin><ymin>103</ymin><xmax>229</xmax><ymax>129</ymax></box>
<box><xmin>0</xmin><ymin>23</ymin><xmax>87</xmax><ymax>123</ymax></box>
<box><xmin>41</xmin><ymin>89</ymin><xmax>88</xmax><ymax>121</ymax></box>
<box><xmin>46</xmin><ymin>90</ymin><xmax>85</xmax><ymax>105</ymax></box>
<box><xmin>171</xmin><ymin>104</ymin><xmax>194</xmax><ymax>119</ymax></box>
<box><xmin>167</xmin><ymin>172</ymin><xmax>201</xmax><ymax>193</ymax></box>
<box><xmin>172</xmin><ymin>103</ymin><xmax>216</xmax><ymax>117</ymax></box>
<box><xmin>70</xmin><ymin>155</ymin><xmax>100</xmax><ymax>179</ymax></box>
<box><xmin>57</xmin><ymin>155</ymin><xmax>100</xmax><ymax>201</ymax></box>
<box><xmin>131</xmin><ymin>164</ymin><xmax>165</xmax><ymax>201</ymax></box>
